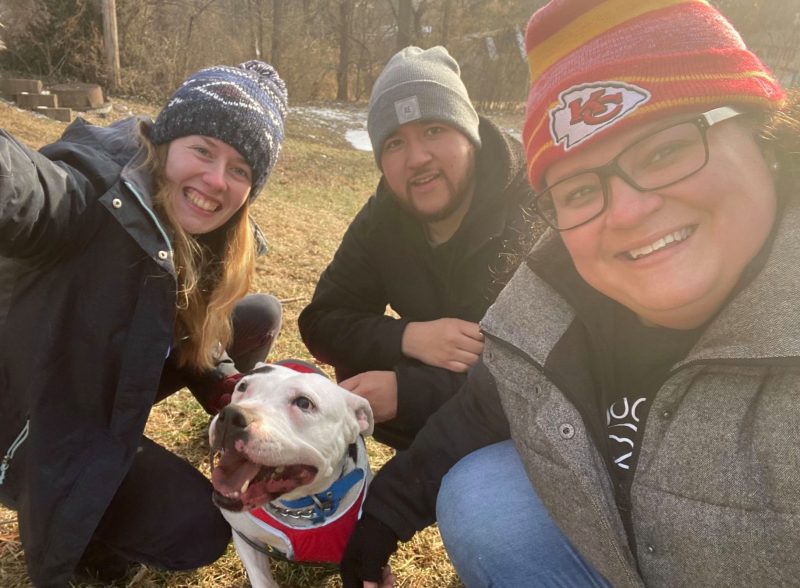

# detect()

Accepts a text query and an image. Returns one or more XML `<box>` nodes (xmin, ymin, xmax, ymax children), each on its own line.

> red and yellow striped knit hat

<box><xmin>523</xmin><ymin>0</ymin><xmax>785</xmax><ymax>192</ymax></box>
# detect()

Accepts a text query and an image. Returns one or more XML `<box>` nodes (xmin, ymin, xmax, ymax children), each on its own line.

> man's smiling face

<box><xmin>380</xmin><ymin>120</ymin><xmax>476</xmax><ymax>231</ymax></box>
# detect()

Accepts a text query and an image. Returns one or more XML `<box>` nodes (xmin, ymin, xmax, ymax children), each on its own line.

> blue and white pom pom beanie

<box><xmin>151</xmin><ymin>60</ymin><xmax>288</xmax><ymax>199</ymax></box>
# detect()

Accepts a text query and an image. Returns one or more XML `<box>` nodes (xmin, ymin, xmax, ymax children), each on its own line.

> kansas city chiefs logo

<box><xmin>550</xmin><ymin>82</ymin><xmax>651</xmax><ymax>150</ymax></box>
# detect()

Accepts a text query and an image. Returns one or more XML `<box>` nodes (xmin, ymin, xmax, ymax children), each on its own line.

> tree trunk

<box><xmin>178</xmin><ymin>14</ymin><xmax>196</xmax><ymax>83</ymax></box>
<box><xmin>271</xmin><ymin>0</ymin><xmax>285</xmax><ymax>70</ymax></box>
<box><xmin>440</xmin><ymin>0</ymin><xmax>451</xmax><ymax>46</ymax></box>
<box><xmin>174</xmin><ymin>0</ymin><xmax>217</xmax><ymax>88</ymax></box>
<box><xmin>101</xmin><ymin>0</ymin><xmax>121</xmax><ymax>89</ymax></box>
<box><xmin>336</xmin><ymin>0</ymin><xmax>353</xmax><ymax>101</ymax></box>
<box><xmin>247</xmin><ymin>0</ymin><xmax>265</xmax><ymax>59</ymax></box>
<box><xmin>396</xmin><ymin>0</ymin><xmax>412</xmax><ymax>51</ymax></box>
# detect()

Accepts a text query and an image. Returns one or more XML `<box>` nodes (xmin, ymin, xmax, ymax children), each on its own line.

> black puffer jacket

<box><xmin>298</xmin><ymin>117</ymin><xmax>535</xmax><ymax>448</ymax></box>
<box><xmin>0</xmin><ymin>117</ymin><xmax>179</xmax><ymax>587</ymax></box>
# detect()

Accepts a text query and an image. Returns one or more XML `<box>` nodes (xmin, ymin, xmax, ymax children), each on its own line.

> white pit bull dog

<box><xmin>208</xmin><ymin>362</ymin><xmax>374</xmax><ymax>588</ymax></box>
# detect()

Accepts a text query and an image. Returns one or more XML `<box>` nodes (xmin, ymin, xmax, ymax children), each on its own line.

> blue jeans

<box><xmin>436</xmin><ymin>441</ymin><xmax>611</xmax><ymax>588</ymax></box>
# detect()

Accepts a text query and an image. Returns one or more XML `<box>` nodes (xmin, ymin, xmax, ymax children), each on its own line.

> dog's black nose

<box><xmin>216</xmin><ymin>405</ymin><xmax>258</xmax><ymax>440</ymax></box>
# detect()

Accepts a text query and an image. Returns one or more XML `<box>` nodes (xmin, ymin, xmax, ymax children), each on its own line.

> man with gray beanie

<box><xmin>299</xmin><ymin>46</ymin><xmax>536</xmax><ymax>449</ymax></box>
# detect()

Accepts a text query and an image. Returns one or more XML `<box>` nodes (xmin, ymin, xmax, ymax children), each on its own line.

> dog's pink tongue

<box><xmin>240</xmin><ymin>465</ymin><xmax>318</xmax><ymax>509</ymax></box>
<box><xmin>211</xmin><ymin>452</ymin><xmax>261</xmax><ymax>496</ymax></box>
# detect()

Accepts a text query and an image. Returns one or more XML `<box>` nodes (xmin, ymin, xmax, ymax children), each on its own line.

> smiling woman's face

<box><xmin>548</xmin><ymin>112</ymin><xmax>777</xmax><ymax>329</ymax></box>
<box><xmin>164</xmin><ymin>135</ymin><xmax>252</xmax><ymax>235</ymax></box>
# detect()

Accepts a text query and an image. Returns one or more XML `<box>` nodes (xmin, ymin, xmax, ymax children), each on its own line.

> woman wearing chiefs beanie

<box><xmin>341</xmin><ymin>1</ymin><xmax>800</xmax><ymax>587</ymax></box>
<box><xmin>0</xmin><ymin>61</ymin><xmax>287</xmax><ymax>585</ymax></box>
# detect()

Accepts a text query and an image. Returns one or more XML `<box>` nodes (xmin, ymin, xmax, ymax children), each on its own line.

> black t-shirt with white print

<box><xmin>603</xmin><ymin>305</ymin><xmax>702</xmax><ymax>541</ymax></box>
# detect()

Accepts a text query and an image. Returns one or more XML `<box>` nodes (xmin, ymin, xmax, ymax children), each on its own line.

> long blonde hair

<box><xmin>139</xmin><ymin>127</ymin><xmax>257</xmax><ymax>371</ymax></box>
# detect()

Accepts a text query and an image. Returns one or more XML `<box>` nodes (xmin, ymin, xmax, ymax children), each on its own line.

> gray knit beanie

<box><xmin>367</xmin><ymin>46</ymin><xmax>481</xmax><ymax>167</ymax></box>
<box><xmin>150</xmin><ymin>60</ymin><xmax>288</xmax><ymax>199</ymax></box>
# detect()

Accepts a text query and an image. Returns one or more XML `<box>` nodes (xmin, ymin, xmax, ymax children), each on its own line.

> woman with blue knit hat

<box><xmin>0</xmin><ymin>60</ymin><xmax>288</xmax><ymax>586</ymax></box>
<box><xmin>341</xmin><ymin>1</ymin><xmax>800</xmax><ymax>587</ymax></box>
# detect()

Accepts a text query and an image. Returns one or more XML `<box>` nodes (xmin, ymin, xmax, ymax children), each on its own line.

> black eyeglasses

<box><xmin>534</xmin><ymin>106</ymin><xmax>744</xmax><ymax>231</ymax></box>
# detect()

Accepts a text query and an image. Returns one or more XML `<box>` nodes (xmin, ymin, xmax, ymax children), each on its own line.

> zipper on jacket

<box><xmin>0</xmin><ymin>419</ymin><xmax>30</xmax><ymax>486</ymax></box>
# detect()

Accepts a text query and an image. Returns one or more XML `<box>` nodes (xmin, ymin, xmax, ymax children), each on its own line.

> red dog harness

<box><xmin>246</xmin><ymin>472</ymin><xmax>366</xmax><ymax>563</ymax></box>
<box><xmin>234</xmin><ymin>359</ymin><xmax>369</xmax><ymax>563</ymax></box>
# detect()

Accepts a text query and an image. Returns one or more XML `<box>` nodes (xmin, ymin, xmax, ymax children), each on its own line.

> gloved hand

<box><xmin>340</xmin><ymin>514</ymin><xmax>399</xmax><ymax>587</ymax></box>
<box><xmin>199</xmin><ymin>372</ymin><xmax>243</xmax><ymax>414</ymax></box>
<box><xmin>213</xmin><ymin>372</ymin><xmax>243</xmax><ymax>412</ymax></box>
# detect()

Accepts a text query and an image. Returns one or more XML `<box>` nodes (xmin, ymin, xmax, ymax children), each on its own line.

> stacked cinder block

<box><xmin>0</xmin><ymin>77</ymin><xmax>42</xmax><ymax>100</ymax></box>
<box><xmin>0</xmin><ymin>77</ymin><xmax>104</xmax><ymax>123</ymax></box>
<box><xmin>1</xmin><ymin>77</ymin><xmax>73</xmax><ymax>122</ymax></box>
<box><xmin>50</xmin><ymin>83</ymin><xmax>105</xmax><ymax>110</ymax></box>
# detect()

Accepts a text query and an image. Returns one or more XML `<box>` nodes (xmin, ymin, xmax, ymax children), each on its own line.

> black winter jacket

<box><xmin>0</xmin><ymin>117</ymin><xmax>179</xmax><ymax>587</ymax></box>
<box><xmin>298</xmin><ymin>117</ymin><xmax>534</xmax><ymax>448</ymax></box>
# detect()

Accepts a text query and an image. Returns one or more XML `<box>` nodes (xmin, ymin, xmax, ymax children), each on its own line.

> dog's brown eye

<box><xmin>292</xmin><ymin>396</ymin><xmax>314</xmax><ymax>411</ymax></box>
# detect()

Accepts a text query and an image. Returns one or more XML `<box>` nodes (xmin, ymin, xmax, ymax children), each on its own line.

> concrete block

<box><xmin>0</xmin><ymin>78</ymin><xmax>43</xmax><ymax>97</ymax></box>
<box><xmin>36</xmin><ymin>106</ymin><xmax>73</xmax><ymax>122</ymax></box>
<box><xmin>49</xmin><ymin>83</ymin><xmax>104</xmax><ymax>110</ymax></box>
<box><xmin>17</xmin><ymin>92</ymin><xmax>59</xmax><ymax>110</ymax></box>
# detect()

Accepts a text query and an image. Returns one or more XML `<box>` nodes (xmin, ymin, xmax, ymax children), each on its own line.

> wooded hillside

<box><xmin>1</xmin><ymin>1</ymin><xmax>798</xmax><ymax>106</ymax></box>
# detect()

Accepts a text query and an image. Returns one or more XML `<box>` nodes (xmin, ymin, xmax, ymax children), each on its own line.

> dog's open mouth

<box><xmin>210</xmin><ymin>448</ymin><xmax>318</xmax><ymax>512</ymax></box>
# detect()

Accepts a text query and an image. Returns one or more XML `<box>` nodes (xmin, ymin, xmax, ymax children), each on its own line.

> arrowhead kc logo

<box><xmin>570</xmin><ymin>89</ymin><xmax>623</xmax><ymax>125</ymax></box>
<box><xmin>550</xmin><ymin>82</ymin><xmax>651</xmax><ymax>150</ymax></box>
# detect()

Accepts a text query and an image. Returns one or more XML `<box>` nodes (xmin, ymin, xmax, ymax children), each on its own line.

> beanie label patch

<box><xmin>550</xmin><ymin>82</ymin><xmax>651</xmax><ymax>150</ymax></box>
<box><xmin>394</xmin><ymin>96</ymin><xmax>422</xmax><ymax>125</ymax></box>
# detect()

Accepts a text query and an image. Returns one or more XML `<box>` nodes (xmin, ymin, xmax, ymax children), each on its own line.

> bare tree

<box><xmin>246</xmin><ymin>0</ymin><xmax>266</xmax><ymax>59</ymax></box>
<box><xmin>440</xmin><ymin>0</ymin><xmax>452</xmax><ymax>46</ymax></box>
<box><xmin>101</xmin><ymin>0</ymin><xmax>120</xmax><ymax>89</ymax></box>
<box><xmin>336</xmin><ymin>0</ymin><xmax>354</xmax><ymax>101</ymax></box>
<box><xmin>396</xmin><ymin>0</ymin><xmax>412</xmax><ymax>50</ymax></box>
<box><xmin>6</xmin><ymin>0</ymin><xmax>794</xmax><ymax>105</ymax></box>
<box><xmin>174</xmin><ymin>0</ymin><xmax>218</xmax><ymax>87</ymax></box>
<box><xmin>271</xmin><ymin>0</ymin><xmax>285</xmax><ymax>70</ymax></box>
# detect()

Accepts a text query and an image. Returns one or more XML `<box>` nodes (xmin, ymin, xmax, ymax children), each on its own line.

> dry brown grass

<box><xmin>0</xmin><ymin>98</ymin><xmax>463</xmax><ymax>587</ymax></box>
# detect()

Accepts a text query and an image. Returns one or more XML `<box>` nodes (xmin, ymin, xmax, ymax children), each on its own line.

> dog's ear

<box><xmin>345</xmin><ymin>393</ymin><xmax>374</xmax><ymax>437</ymax></box>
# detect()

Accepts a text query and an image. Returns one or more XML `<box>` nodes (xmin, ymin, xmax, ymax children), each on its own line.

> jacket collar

<box><xmin>680</xmin><ymin>193</ymin><xmax>800</xmax><ymax>365</ymax></box>
<box><xmin>120</xmin><ymin>147</ymin><xmax>156</xmax><ymax>207</ymax></box>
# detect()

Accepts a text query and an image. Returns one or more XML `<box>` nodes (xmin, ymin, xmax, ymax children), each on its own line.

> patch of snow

<box><xmin>290</xmin><ymin>104</ymin><xmax>522</xmax><ymax>152</ymax></box>
<box><xmin>292</xmin><ymin>105</ymin><xmax>366</xmax><ymax>128</ymax></box>
<box><xmin>292</xmin><ymin>104</ymin><xmax>372</xmax><ymax>151</ymax></box>
<box><xmin>345</xmin><ymin>129</ymin><xmax>372</xmax><ymax>152</ymax></box>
